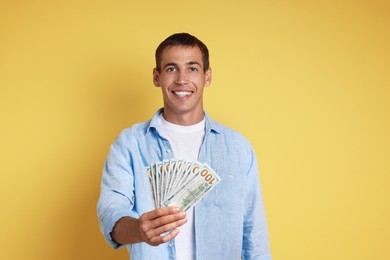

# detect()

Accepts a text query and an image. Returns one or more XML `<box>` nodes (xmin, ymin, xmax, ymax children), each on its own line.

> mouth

<box><xmin>172</xmin><ymin>91</ymin><xmax>193</xmax><ymax>97</ymax></box>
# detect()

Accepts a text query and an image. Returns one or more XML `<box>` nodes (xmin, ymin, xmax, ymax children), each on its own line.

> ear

<box><xmin>204</xmin><ymin>68</ymin><xmax>212</xmax><ymax>87</ymax></box>
<box><xmin>153</xmin><ymin>68</ymin><xmax>160</xmax><ymax>87</ymax></box>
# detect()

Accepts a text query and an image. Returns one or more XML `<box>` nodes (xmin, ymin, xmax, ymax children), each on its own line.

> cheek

<box><xmin>196</xmin><ymin>79</ymin><xmax>207</xmax><ymax>89</ymax></box>
<box><xmin>160</xmin><ymin>76</ymin><xmax>173</xmax><ymax>87</ymax></box>
<box><xmin>161</xmin><ymin>86</ymin><xmax>170</xmax><ymax>94</ymax></box>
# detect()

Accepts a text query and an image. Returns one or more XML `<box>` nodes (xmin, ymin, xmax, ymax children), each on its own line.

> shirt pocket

<box><xmin>214</xmin><ymin>173</ymin><xmax>244</xmax><ymax>214</ymax></box>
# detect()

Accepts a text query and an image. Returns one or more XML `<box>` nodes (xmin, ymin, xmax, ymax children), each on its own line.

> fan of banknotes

<box><xmin>145</xmin><ymin>159</ymin><xmax>221</xmax><ymax>211</ymax></box>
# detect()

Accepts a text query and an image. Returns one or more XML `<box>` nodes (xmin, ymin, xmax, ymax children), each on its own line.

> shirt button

<box><xmin>166</xmin><ymin>149</ymin><xmax>171</xmax><ymax>153</ymax></box>
<box><xmin>169</xmin><ymin>243</ymin><xmax>173</xmax><ymax>247</ymax></box>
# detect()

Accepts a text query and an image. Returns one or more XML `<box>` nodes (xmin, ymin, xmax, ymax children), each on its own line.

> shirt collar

<box><xmin>146</xmin><ymin>108</ymin><xmax>222</xmax><ymax>135</ymax></box>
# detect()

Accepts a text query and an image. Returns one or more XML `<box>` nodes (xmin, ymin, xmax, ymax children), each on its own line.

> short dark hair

<box><xmin>155</xmin><ymin>33</ymin><xmax>210</xmax><ymax>72</ymax></box>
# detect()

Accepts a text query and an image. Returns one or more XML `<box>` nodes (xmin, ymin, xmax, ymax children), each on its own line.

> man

<box><xmin>97</xmin><ymin>33</ymin><xmax>271</xmax><ymax>260</ymax></box>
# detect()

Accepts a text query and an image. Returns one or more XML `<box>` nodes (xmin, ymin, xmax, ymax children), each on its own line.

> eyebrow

<box><xmin>187</xmin><ymin>61</ymin><xmax>201</xmax><ymax>67</ymax></box>
<box><xmin>163</xmin><ymin>61</ymin><xmax>202</xmax><ymax>68</ymax></box>
<box><xmin>163</xmin><ymin>63</ymin><xmax>178</xmax><ymax>68</ymax></box>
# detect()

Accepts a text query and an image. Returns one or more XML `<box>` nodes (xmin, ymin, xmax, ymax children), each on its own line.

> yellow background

<box><xmin>1</xmin><ymin>0</ymin><xmax>389</xmax><ymax>259</ymax></box>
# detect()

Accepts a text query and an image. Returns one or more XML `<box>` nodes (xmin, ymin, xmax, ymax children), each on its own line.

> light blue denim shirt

<box><xmin>97</xmin><ymin>109</ymin><xmax>271</xmax><ymax>260</ymax></box>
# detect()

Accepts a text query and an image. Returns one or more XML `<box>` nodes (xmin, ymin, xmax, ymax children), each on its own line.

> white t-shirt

<box><xmin>156</xmin><ymin>114</ymin><xmax>205</xmax><ymax>260</ymax></box>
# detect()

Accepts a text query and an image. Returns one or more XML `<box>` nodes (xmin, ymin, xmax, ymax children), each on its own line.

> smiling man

<box><xmin>153</xmin><ymin>44</ymin><xmax>211</xmax><ymax>125</ymax></box>
<box><xmin>97</xmin><ymin>33</ymin><xmax>271</xmax><ymax>260</ymax></box>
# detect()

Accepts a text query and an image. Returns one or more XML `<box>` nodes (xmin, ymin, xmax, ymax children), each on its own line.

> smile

<box><xmin>173</xmin><ymin>91</ymin><xmax>192</xmax><ymax>97</ymax></box>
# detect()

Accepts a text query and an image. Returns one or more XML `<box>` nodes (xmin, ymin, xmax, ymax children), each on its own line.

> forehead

<box><xmin>160</xmin><ymin>45</ymin><xmax>203</xmax><ymax>67</ymax></box>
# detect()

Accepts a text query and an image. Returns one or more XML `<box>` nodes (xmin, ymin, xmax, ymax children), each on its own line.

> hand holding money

<box><xmin>110</xmin><ymin>206</ymin><xmax>187</xmax><ymax>246</ymax></box>
<box><xmin>138</xmin><ymin>206</ymin><xmax>187</xmax><ymax>246</ymax></box>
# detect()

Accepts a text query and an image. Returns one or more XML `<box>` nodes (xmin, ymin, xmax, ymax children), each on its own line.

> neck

<box><xmin>162</xmin><ymin>109</ymin><xmax>204</xmax><ymax>126</ymax></box>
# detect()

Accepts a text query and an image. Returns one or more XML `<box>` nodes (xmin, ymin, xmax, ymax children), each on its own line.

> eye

<box><xmin>189</xmin><ymin>67</ymin><xmax>198</xmax><ymax>72</ymax></box>
<box><xmin>166</xmin><ymin>67</ymin><xmax>176</xmax><ymax>72</ymax></box>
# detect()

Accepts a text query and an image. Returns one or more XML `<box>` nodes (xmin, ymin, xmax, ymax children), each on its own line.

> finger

<box><xmin>150</xmin><ymin>228</ymin><xmax>180</xmax><ymax>246</ymax></box>
<box><xmin>147</xmin><ymin>216</ymin><xmax>187</xmax><ymax>238</ymax></box>
<box><xmin>148</xmin><ymin>211</ymin><xmax>186</xmax><ymax>230</ymax></box>
<box><xmin>161</xmin><ymin>229</ymin><xmax>180</xmax><ymax>243</ymax></box>
<box><xmin>143</xmin><ymin>206</ymin><xmax>180</xmax><ymax>221</ymax></box>
<box><xmin>139</xmin><ymin>210</ymin><xmax>186</xmax><ymax>242</ymax></box>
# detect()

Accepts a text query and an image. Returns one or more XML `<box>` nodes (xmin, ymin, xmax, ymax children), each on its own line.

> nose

<box><xmin>174</xmin><ymin>70</ymin><xmax>188</xmax><ymax>85</ymax></box>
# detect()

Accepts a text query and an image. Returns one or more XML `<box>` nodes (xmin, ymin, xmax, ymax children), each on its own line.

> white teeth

<box><xmin>174</xmin><ymin>91</ymin><xmax>192</xmax><ymax>97</ymax></box>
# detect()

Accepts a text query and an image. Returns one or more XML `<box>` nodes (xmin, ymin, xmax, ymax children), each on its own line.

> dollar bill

<box><xmin>146</xmin><ymin>166</ymin><xmax>157</xmax><ymax>208</ymax></box>
<box><xmin>145</xmin><ymin>159</ymin><xmax>221</xmax><ymax>210</ymax></box>
<box><xmin>154</xmin><ymin>162</ymin><xmax>160</xmax><ymax>206</ymax></box>
<box><xmin>166</xmin><ymin>159</ymin><xmax>178</xmax><ymax>199</ymax></box>
<box><xmin>162</xmin><ymin>159</ymin><xmax>170</xmax><ymax>200</ymax></box>
<box><xmin>170</xmin><ymin>160</ymin><xmax>188</xmax><ymax>193</ymax></box>
<box><xmin>161</xmin><ymin>163</ymin><xmax>221</xmax><ymax>211</ymax></box>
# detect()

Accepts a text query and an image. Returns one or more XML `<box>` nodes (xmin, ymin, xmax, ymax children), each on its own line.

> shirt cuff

<box><xmin>101</xmin><ymin>209</ymin><xmax>138</xmax><ymax>249</ymax></box>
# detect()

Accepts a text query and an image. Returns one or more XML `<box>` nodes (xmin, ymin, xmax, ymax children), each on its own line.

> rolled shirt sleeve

<box><xmin>97</xmin><ymin>139</ymin><xmax>139</xmax><ymax>249</ymax></box>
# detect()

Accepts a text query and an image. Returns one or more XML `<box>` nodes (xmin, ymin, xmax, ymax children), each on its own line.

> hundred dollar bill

<box><xmin>146</xmin><ymin>166</ymin><xmax>157</xmax><ymax>208</ymax></box>
<box><xmin>158</xmin><ymin>161</ymin><xmax>163</xmax><ymax>203</ymax></box>
<box><xmin>170</xmin><ymin>160</ymin><xmax>189</xmax><ymax>193</ymax></box>
<box><xmin>154</xmin><ymin>162</ymin><xmax>161</xmax><ymax>206</ymax></box>
<box><xmin>180</xmin><ymin>161</ymin><xmax>202</xmax><ymax>189</ymax></box>
<box><xmin>161</xmin><ymin>163</ymin><xmax>221</xmax><ymax>211</ymax></box>
<box><xmin>177</xmin><ymin>161</ymin><xmax>195</xmax><ymax>189</ymax></box>
<box><xmin>162</xmin><ymin>159</ymin><xmax>171</xmax><ymax>200</ymax></box>
<box><xmin>166</xmin><ymin>161</ymin><xmax>202</xmax><ymax>199</ymax></box>
<box><xmin>166</xmin><ymin>158</ymin><xmax>178</xmax><ymax>199</ymax></box>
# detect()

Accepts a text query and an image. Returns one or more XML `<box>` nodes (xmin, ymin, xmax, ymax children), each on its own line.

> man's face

<box><xmin>153</xmin><ymin>45</ymin><xmax>212</xmax><ymax>123</ymax></box>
